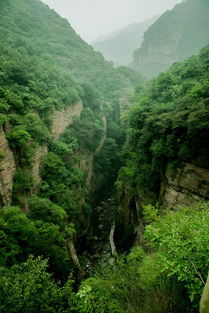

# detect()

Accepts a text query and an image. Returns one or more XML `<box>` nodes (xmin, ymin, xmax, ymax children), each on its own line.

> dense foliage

<box><xmin>0</xmin><ymin>0</ymin><xmax>208</xmax><ymax>312</ymax></box>
<box><xmin>0</xmin><ymin>257</ymin><xmax>77</xmax><ymax>313</ymax></box>
<box><xmin>0</xmin><ymin>0</ymin><xmax>141</xmax><ymax>209</ymax></box>
<box><xmin>118</xmin><ymin>46</ymin><xmax>209</xmax><ymax>199</ymax></box>
<box><xmin>0</xmin><ymin>0</ymin><xmax>138</xmax><ymax>143</ymax></box>
<box><xmin>74</xmin><ymin>203</ymin><xmax>209</xmax><ymax>313</ymax></box>
<box><xmin>0</xmin><ymin>0</ymin><xmax>139</xmax><ymax>289</ymax></box>
<box><xmin>1</xmin><ymin>203</ymin><xmax>209</xmax><ymax>312</ymax></box>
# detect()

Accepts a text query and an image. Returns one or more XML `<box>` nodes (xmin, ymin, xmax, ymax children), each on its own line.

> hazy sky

<box><xmin>42</xmin><ymin>0</ymin><xmax>182</xmax><ymax>43</ymax></box>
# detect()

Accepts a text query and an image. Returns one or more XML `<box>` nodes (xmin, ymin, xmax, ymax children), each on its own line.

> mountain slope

<box><xmin>0</xmin><ymin>0</ymin><xmax>140</xmax><ymax>204</ymax></box>
<box><xmin>0</xmin><ymin>0</ymin><xmax>141</xmax><ymax>106</ymax></box>
<box><xmin>0</xmin><ymin>0</ymin><xmax>142</xmax><ymax>282</ymax></box>
<box><xmin>92</xmin><ymin>16</ymin><xmax>158</xmax><ymax>66</ymax></box>
<box><xmin>1</xmin><ymin>0</ymin><xmax>209</xmax><ymax>311</ymax></box>
<box><xmin>131</xmin><ymin>0</ymin><xmax>209</xmax><ymax>78</ymax></box>
<box><xmin>119</xmin><ymin>45</ymin><xmax>209</xmax><ymax>213</ymax></box>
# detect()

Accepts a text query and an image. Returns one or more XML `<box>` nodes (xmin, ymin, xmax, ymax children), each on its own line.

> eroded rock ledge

<box><xmin>160</xmin><ymin>163</ymin><xmax>209</xmax><ymax>209</ymax></box>
<box><xmin>32</xmin><ymin>101</ymin><xmax>83</xmax><ymax>186</ymax></box>
<box><xmin>32</xmin><ymin>145</ymin><xmax>48</xmax><ymax>189</ymax></box>
<box><xmin>0</xmin><ymin>127</ymin><xmax>16</xmax><ymax>207</ymax></box>
<box><xmin>51</xmin><ymin>101</ymin><xmax>83</xmax><ymax>140</ymax></box>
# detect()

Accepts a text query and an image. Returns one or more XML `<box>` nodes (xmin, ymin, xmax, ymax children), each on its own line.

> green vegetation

<box><xmin>1</xmin><ymin>203</ymin><xmax>209</xmax><ymax>312</ymax></box>
<box><xmin>0</xmin><ymin>0</ymin><xmax>141</xmax><ymax>213</ymax></box>
<box><xmin>119</xmin><ymin>46</ymin><xmax>209</xmax><ymax>198</ymax></box>
<box><xmin>0</xmin><ymin>0</ymin><xmax>208</xmax><ymax>312</ymax></box>
<box><xmin>75</xmin><ymin>203</ymin><xmax>209</xmax><ymax>313</ymax></box>
<box><xmin>0</xmin><ymin>0</ymin><xmax>139</xmax><ymax>143</ymax></box>
<box><xmin>0</xmin><ymin>203</ymin><xmax>74</xmax><ymax>277</ymax></box>
<box><xmin>0</xmin><ymin>0</ymin><xmax>140</xmax><ymax>292</ymax></box>
<box><xmin>0</xmin><ymin>257</ymin><xmax>77</xmax><ymax>313</ymax></box>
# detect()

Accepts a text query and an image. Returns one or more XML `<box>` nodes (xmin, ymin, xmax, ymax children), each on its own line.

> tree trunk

<box><xmin>200</xmin><ymin>273</ymin><xmax>209</xmax><ymax>313</ymax></box>
<box><xmin>67</xmin><ymin>239</ymin><xmax>83</xmax><ymax>279</ymax></box>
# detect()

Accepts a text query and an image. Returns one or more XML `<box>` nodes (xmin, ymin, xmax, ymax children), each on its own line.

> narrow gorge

<box><xmin>0</xmin><ymin>0</ymin><xmax>209</xmax><ymax>312</ymax></box>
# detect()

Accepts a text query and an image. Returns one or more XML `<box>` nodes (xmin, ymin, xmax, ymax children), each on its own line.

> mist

<box><xmin>42</xmin><ymin>0</ymin><xmax>182</xmax><ymax>43</ymax></box>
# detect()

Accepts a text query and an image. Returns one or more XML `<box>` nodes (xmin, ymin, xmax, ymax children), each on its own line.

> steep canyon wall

<box><xmin>0</xmin><ymin>127</ymin><xmax>16</xmax><ymax>207</ymax></box>
<box><xmin>0</xmin><ymin>102</ymin><xmax>84</xmax><ymax>206</ymax></box>
<box><xmin>161</xmin><ymin>163</ymin><xmax>209</xmax><ymax>209</ymax></box>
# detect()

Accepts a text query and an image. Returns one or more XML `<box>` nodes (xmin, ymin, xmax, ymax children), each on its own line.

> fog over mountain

<box><xmin>92</xmin><ymin>16</ymin><xmax>159</xmax><ymax>66</ymax></box>
<box><xmin>131</xmin><ymin>0</ymin><xmax>209</xmax><ymax>78</ymax></box>
<box><xmin>42</xmin><ymin>0</ymin><xmax>182</xmax><ymax>42</ymax></box>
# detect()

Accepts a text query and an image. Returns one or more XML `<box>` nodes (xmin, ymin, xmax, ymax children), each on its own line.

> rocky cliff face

<box><xmin>117</xmin><ymin>163</ymin><xmax>209</xmax><ymax>247</ymax></box>
<box><xmin>51</xmin><ymin>101</ymin><xmax>83</xmax><ymax>140</ymax></box>
<box><xmin>0</xmin><ymin>127</ymin><xmax>16</xmax><ymax>207</ymax></box>
<box><xmin>133</xmin><ymin>26</ymin><xmax>183</xmax><ymax>78</ymax></box>
<box><xmin>31</xmin><ymin>101</ymin><xmax>84</xmax><ymax>188</ymax></box>
<box><xmin>131</xmin><ymin>0</ymin><xmax>209</xmax><ymax>78</ymax></box>
<box><xmin>32</xmin><ymin>145</ymin><xmax>48</xmax><ymax>189</ymax></box>
<box><xmin>0</xmin><ymin>102</ymin><xmax>84</xmax><ymax>206</ymax></box>
<box><xmin>160</xmin><ymin>163</ymin><xmax>209</xmax><ymax>209</ymax></box>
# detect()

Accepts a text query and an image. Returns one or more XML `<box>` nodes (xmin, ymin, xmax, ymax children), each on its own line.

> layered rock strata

<box><xmin>51</xmin><ymin>101</ymin><xmax>83</xmax><ymax>140</ymax></box>
<box><xmin>31</xmin><ymin>101</ymin><xmax>83</xmax><ymax>186</ymax></box>
<box><xmin>0</xmin><ymin>127</ymin><xmax>16</xmax><ymax>206</ymax></box>
<box><xmin>160</xmin><ymin>163</ymin><xmax>209</xmax><ymax>209</ymax></box>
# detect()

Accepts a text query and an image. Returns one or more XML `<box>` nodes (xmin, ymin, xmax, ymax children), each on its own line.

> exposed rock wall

<box><xmin>31</xmin><ymin>145</ymin><xmax>48</xmax><ymax>188</ymax></box>
<box><xmin>118</xmin><ymin>163</ymin><xmax>209</xmax><ymax>246</ymax></box>
<box><xmin>51</xmin><ymin>101</ymin><xmax>83</xmax><ymax>140</ymax></box>
<box><xmin>31</xmin><ymin>102</ymin><xmax>83</xmax><ymax>187</ymax></box>
<box><xmin>160</xmin><ymin>163</ymin><xmax>209</xmax><ymax>209</ymax></box>
<box><xmin>79</xmin><ymin>153</ymin><xmax>94</xmax><ymax>187</ymax></box>
<box><xmin>95</xmin><ymin>116</ymin><xmax>107</xmax><ymax>154</ymax></box>
<box><xmin>133</xmin><ymin>28</ymin><xmax>182</xmax><ymax>78</ymax></box>
<box><xmin>0</xmin><ymin>127</ymin><xmax>16</xmax><ymax>206</ymax></box>
<box><xmin>200</xmin><ymin>272</ymin><xmax>209</xmax><ymax>313</ymax></box>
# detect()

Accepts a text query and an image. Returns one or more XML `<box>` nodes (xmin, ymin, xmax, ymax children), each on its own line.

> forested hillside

<box><xmin>131</xmin><ymin>0</ymin><xmax>209</xmax><ymax>78</ymax></box>
<box><xmin>0</xmin><ymin>0</ymin><xmax>141</xmax><ymax>305</ymax></box>
<box><xmin>0</xmin><ymin>0</ymin><xmax>209</xmax><ymax>312</ymax></box>
<box><xmin>0</xmin><ymin>0</ymin><xmax>143</xmax><ymax>208</ymax></box>
<box><xmin>92</xmin><ymin>16</ymin><xmax>158</xmax><ymax>66</ymax></box>
<box><xmin>76</xmin><ymin>45</ymin><xmax>209</xmax><ymax>313</ymax></box>
<box><xmin>121</xmin><ymin>47</ymin><xmax>209</xmax><ymax>198</ymax></box>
